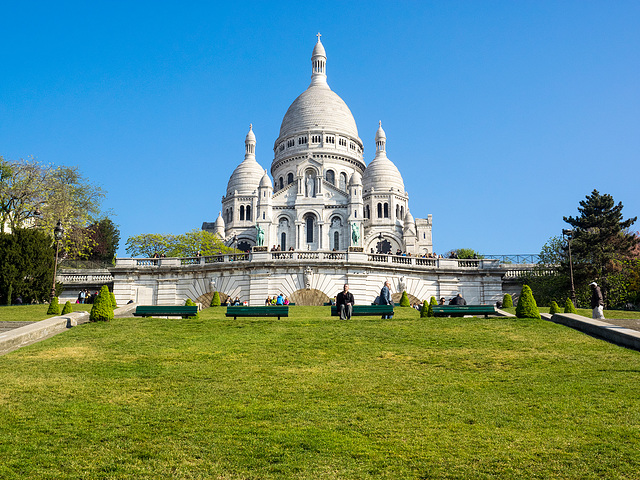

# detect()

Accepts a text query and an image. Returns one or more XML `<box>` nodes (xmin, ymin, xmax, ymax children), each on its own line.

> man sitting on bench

<box><xmin>336</xmin><ymin>284</ymin><xmax>355</xmax><ymax>320</ymax></box>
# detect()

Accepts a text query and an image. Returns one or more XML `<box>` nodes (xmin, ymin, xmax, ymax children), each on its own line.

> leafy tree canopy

<box><xmin>126</xmin><ymin>229</ymin><xmax>236</xmax><ymax>257</ymax></box>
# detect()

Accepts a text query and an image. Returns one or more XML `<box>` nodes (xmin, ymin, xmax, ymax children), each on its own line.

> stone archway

<box><xmin>289</xmin><ymin>288</ymin><xmax>330</xmax><ymax>306</ymax></box>
<box><xmin>392</xmin><ymin>292</ymin><xmax>421</xmax><ymax>305</ymax></box>
<box><xmin>196</xmin><ymin>291</ymin><xmax>230</xmax><ymax>307</ymax></box>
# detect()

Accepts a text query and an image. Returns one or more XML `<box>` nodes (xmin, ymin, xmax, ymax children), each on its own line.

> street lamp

<box><xmin>50</xmin><ymin>220</ymin><xmax>64</xmax><ymax>301</ymax></box>
<box><xmin>562</xmin><ymin>229</ymin><xmax>577</xmax><ymax>306</ymax></box>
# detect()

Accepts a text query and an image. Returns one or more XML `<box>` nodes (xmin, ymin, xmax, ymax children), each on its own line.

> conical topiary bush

<box><xmin>549</xmin><ymin>301</ymin><xmax>561</xmax><ymax>315</ymax></box>
<box><xmin>399</xmin><ymin>291</ymin><xmax>410</xmax><ymax>307</ymax></box>
<box><xmin>90</xmin><ymin>285</ymin><xmax>114</xmax><ymax>322</ymax></box>
<box><xmin>61</xmin><ymin>301</ymin><xmax>73</xmax><ymax>315</ymax></box>
<box><xmin>185</xmin><ymin>298</ymin><xmax>199</xmax><ymax>319</ymax></box>
<box><xmin>210</xmin><ymin>291</ymin><xmax>221</xmax><ymax>307</ymax></box>
<box><xmin>515</xmin><ymin>285</ymin><xmax>541</xmax><ymax>319</ymax></box>
<box><xmin>110</xmin><ymin>292</ymin><xmax>117</xmax><ymax>309</ymax></box>
<box><xmin>564</xmin><ymin>298</ymin><xmax>578</xmax><ymax>314</ymax></box>
<box><xmin>47</xmin><ymin>297</ymin><xmax>61</xmax><ymax>315</ymax></box>
<box><xmin>502</xmin><ymin>294</ymin><xmax>513</xmax><ymax>308</ymax></box>
<box><xmin>420</xmin><ymin>299</ymin><xmax>429</xmax><ymax>318</ymax></box>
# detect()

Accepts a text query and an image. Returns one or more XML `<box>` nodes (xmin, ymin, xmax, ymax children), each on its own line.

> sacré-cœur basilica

<box><xmin>111</xmin><ymin>36</ymin><xmax>507</xmax><ymax>306</ymax></box>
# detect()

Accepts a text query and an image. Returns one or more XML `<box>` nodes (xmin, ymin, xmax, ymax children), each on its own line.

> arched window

<box><xmin>384</xmin><ymin>203</ymin><xmax>389</xmax><ymax>218</ymax></box>
<box><xmin>246</xmin><ymin>205</ymin><xmax>251</xmax><ymax>221</ymax></box>
<box><xmin>325</xmin><ymin>169</ymin><xmax>335</xmax><ymax>185</ymax></box>
<box><xmin>339</xmin><ymin>172</ymin><xmax>347</xmax><ymax>190</ymax></box>
<box><xmin>229</xmin><ymin>208</ymin><xmax>233</xmax><ymax>223</ymax></box>
<box><xmin>334</xmin><ymin>231</ymin><xmax>339</xmax><ymax>250</ymax></box>
<box><xmin>396</xmin><ymin>205</ymin><xmax>400</xmax><ymax>219</ymax></box>
<box><xmin>377</xmin><ymin>203</ymin><xmax>382</xmax><ymax>218</ymax></box>
<box><xmin>281</xmin><ymin>232</ymin><xmax>286</xmax><ymax>251</ymax></box>
<box><xmin>240</xmin><ymin>205</ymin><xmax>245</xmax><ymax>221</ymax></box>
<box><xmin>306</xmin><ymin>216</ymin><xmax>314</xmax><ymax>243</ymax></box>
<box><xmin>365</xmin><ymin>205</ymin><xmax>370</xmax><ymax>219</ymax></box>
<box><xmin>287</xmin><ymin>173</ymin><xmax>294</xmax><ymax>184</ymax></box>
<box><xmin>400</xmin><ymin>206</ymin><xmax>404</xmax><ymax>219</ymax></box>
<box><xmin>279</xmin><ymin>177</ymin><xmax>284</xmax><ymax>190</ymax></box>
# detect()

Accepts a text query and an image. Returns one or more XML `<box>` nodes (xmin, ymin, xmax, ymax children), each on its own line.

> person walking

<box><xmin>379</xmin><ymin>280</ymin><xmax>393</xmax><ymax>319</ymax></box>
<box><xmin>336</xmin><ymin>284</ymin><xmax>355</xmax><ymax>320</ymax></box>
<box><xmin>590</xmin><ymin>282</ymin><xmax>605</xmax><ymax>319</ymax></box>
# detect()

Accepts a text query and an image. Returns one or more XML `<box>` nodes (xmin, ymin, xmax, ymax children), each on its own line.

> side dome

<box><xmin>362</xmin><ymin>122</ymin><xmax>405</xmax><ymax>193</ymax></box>
<box><xmin>259</xmin><ymin>170</ymin><xmax>272</xmax><ymax>188</ymax></box>
<box><xmin>349</xmin><ymin>171</ymin><xmax>362</xmax><ymax>186</ymax></box>
<box><xmin>226</xmin><ymin>125</ymin><xmax>265</xmax><ymax>196</ymax></box>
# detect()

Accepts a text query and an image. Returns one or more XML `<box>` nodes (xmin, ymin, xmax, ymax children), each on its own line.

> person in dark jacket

<box><xmin>589</xmin><ymin>282</ymin><xmax>605</xmax><ymax>319</ymax></box>
<box><xmin>336</xmin><ymin>284</ymin><xmax>355</xmax><ymax>320</ymax></box>
<box><xmin>379</xmin><ymin>280</ymin><xmax>393</xmax><ymax>319</ymax></box>
<box><xmin>449</xmin><ymin>293</ymin><xmax>467</xmax><ymax>305</ymax></box>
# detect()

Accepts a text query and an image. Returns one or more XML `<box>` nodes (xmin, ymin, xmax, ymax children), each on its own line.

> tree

<box><xmin>210</xmin><ymin>292</ymin><xmax>221</xmax><ymax>307</ymax></box>
<box><xmin>538</xmin><ymin>236</ymin><xmax>565</xmax><ymax>265</ymax></box>
<box><xmin>126</xmin><ymin>230</ymin><xmax>235</xmax><ymax>257</ymax></box>
<box><xmin>399</xmin><ymin>291</ymin><xmax>410</xmax><ymax>307</ymax></box>
<box><xmin>90</xmin><ymin>286</ymin><xmax>114</xmax><ymax>322</ymax></box>
<box><xmin>515</xmin><ymin>285</ymin><xmax>541</xmax><ymax>319</ymax></box>
<box><xmin>446</xmin><ymin>248</ymin><xmax>483</xmax><ymax>259</ymax></box>
<box><xmin>420</xmin><ymin>299</ymin><xmax>429</xmax><ymax>318</ymax></box>
<box><xmin>0</xmin><ymin>156</ymin><xmax>106</xmax><ymax>258</ymax></box>
<box><xmin>185</xmin><ymin>298</ymin><xmax>199</xmax><ymax>319</ymax></box>
<box><xmin>563</xmin><ymin>190</ymin><xmax>638</xmax><ymax>287</ymax></box>
<box><xmin>502</xmin><ymin>294</ymin><xmax>513</xmax><ymax>308</ymax></box>
<box><xmin>0</xmin><ymin>228</ymin><xmax>55</xmax><ymax>304</ymax></box>
<box><xmin>85</xmin><ymin>218</ymin><xmax>120</xmax><ymax>263</ymax></box>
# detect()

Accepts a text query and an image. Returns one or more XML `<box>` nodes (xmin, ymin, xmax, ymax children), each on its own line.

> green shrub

<box><xmin>110</xmin><ymin>292</ymin><xmax>117</xmax><ymax>309</ymax></box>
<box><xmin>47</xmin><ymin>297</ymin><xmax>61</xmax><ymax>316</ymax></box>
<box><xmin>502</xmin><ymin>294</ymin><xmax>513</xmax><ymax>308</ymax></box>
<box><xmin>61</xmin><ymin>301</ymin><xmax>73</xmax><ymax>315</ymax></box>
<box><xmin>185</xmin><ymin>298</ymin><xmax>199</xmax><ymax>319</ymax></box>
<box><xmin>549</xmin><ymin>301</ymin><xmax>561</xmax><ymax>315</ymax></box>
<box><xmin>564</xmin><ymin>298</ymin><xmax>578</xmax><ymax>314</ymax></box>
<box><xmin>420</xmin><ymin>299</ymin><xmax>429</xmax><ymax>318</ymax></box>
<box><xmin>399</xmin><ymin>291</ymin><xmax>410</xmax><ymax>307</ymax></box>
<box><xmin>515</xmin><ymin>285</ymin><xmax>541</xmax><ymax>319</ymax></box>
<box><xmin>6</xmin><ymin>284</ymin><xmax>13</xmax><ymax>306</ymax></box>
<box><xmin>210</xmin><ymin>291</ymin><xmax>221</xmax><ymax>307</ymax></box>
<box><xmin>90</xmin><ymin>285</ymin><xmax>114</xmax><ymax>322</ymax></box>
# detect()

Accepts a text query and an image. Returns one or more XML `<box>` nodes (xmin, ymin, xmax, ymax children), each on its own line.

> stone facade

<box><xmin>111</xmin><ymin>252</ymin><xmax>505</xmax><ymax>307</ymax></box>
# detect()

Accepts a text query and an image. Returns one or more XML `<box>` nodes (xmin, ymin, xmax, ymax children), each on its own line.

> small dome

<box><xmin>363</xmin><ymin>123</ymin><xmax>404</xmax><ymax>193</ymax></box>
<box><xmin>259</xmin><ymin>170</ymin><xmax>272</xmax><ymax>188</ymax></box>
<box><xmin>312</xmin><ymin>37</ymin><xmax>326</xmax><ymax>58</ymax></box>
<box><xmin>349</xmin><ymin>171</ymin><xmax>362</xmax><ymax>186</ymax></box>
<box><xmin>226</xmin><ymin>126</ymin><xmax>264</xmax><ymax>196</ymax></box>
<box><xmin>404</xmin><ymin>210</ymin><xmax>415</xmax><ymax>224</ymax></box>
<box><xmin>215</xmin><ymin>212</ymin><xmax>225</xmax><ymax>228</ymax></box>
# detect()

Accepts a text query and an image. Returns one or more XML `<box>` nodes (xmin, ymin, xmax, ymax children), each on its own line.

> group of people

<box><xmin>335</xmin><ymin>280</ymin><xmax>395</xmax><ymax>320</ymax></box>
<box><xmin>269</xmin><ymin>245</ymin><xmax>295</xmax><ymax>252</ymax></box>
<box><xmin>77</xmin><ymin>289</ymin><xmax>99</xmax><ymax>304</ymax></box>
<box><xmin>265</xmin><ymin>294</ymin><xmax>290</xmax><ymax>306</ymax></box>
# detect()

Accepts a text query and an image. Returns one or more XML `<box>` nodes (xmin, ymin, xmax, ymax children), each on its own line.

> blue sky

<box><xmin>2</xmin><ymin>1</ymin><xmax>638</xmax><ymax>256</ymax></box>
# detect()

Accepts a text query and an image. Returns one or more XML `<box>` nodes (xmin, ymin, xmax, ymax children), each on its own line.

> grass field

<box><xmin>1</xmin><ymin>306</ymin><xmax>639</xmax><ymax>479</ymax></box>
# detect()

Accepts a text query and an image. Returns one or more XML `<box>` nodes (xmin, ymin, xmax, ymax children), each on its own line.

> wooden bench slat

<box><xmin>133</xmin><ymin>306</ymin><xmax>198</xmax><ymax>318</ymax></box>
<box><xmin>432</xmin><ymin>305</ymin><xmax>498</xmax><ymax>318</ymax></box>
<box><xmin>225</xmin><ymin>306</ymin><xmax>289</xmax><ymax>320</ymax></box>
<box><xmin>330</xmin><ymin>305</ymin><xmax>394</xmax><ymax>316</ymax></box>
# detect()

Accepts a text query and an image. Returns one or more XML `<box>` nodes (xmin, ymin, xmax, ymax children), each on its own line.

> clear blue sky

<box><xmin>2</xmin><ymin>1</ymin><xmax>638</xmax><ymax>256</ymax></box>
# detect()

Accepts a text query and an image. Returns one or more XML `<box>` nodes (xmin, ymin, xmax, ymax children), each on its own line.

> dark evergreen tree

<box><xmin>563</xmin><ymin>190</ymin><xmax>638</xmax><ymax>295</ymax></box>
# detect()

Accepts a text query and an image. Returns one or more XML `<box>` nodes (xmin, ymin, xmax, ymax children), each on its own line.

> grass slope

<box><xmin>1</xmin><ymin>306</ymin><xmax>639</xmax><ymax>479</ymax></box>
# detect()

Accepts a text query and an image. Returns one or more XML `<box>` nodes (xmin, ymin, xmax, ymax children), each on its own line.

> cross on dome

<box><xmin>316</xmin><ymin>32</ymin><xmax>322</xmax><ymax>42</ymax></box>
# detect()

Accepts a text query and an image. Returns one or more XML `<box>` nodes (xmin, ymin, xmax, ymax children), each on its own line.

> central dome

<box><xmin>276</xmin><ymin>36</ymin><xmax>360</xmax><ymax>143</ymax></box>
<box><xmin>278</xmin><ymin>84</ymin><xmax>359</xmax><ymax>139</ymax></box>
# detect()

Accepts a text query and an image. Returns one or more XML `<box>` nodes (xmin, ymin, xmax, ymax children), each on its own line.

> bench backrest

<box><xmin>135</xmin><ymin>305</ymin><xmax>198</xmax><ymax>315</ymax></box>
<box><xmin>226</xmin><ymin>306</ymin><xmax>289</xmax><ymax>315</ymax></box>
<box><xmin>330</xmin><ymin>305</ymin><xmax>394</xmax><ymax>315</ymax></box>
<box><xmin>432</xmin><ymin>305</ymin><xmax>497</xmax><ymax>314</ymax></box>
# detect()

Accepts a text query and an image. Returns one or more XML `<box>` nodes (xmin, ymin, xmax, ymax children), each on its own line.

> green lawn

<box><xmin>502</xmin><ymin>306</ymin><xmax>640</xmax><ymax>319</ymax></box>
<box><xmin>0</xmin><ymin>303</ymin><xmax>92</xmax><ymax>322</ymax></box>
<box><xmin>1</xmin><ymin>306</ymin><xmax>639</xmax><ymax>479</ymax></box>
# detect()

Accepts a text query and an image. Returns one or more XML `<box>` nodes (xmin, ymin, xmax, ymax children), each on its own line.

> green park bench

<box><xmin>432</xmin><ymin>305</ymin><xmax>499</xmax><ymax>318</ymax></box>
<box><xmin>226</xmin><ymin>306</ymin><xmax>289</xmax><ymax>320</ymax></box>
<box><xmin>330</xmin><ymin>305</ymin><xmax>395</xmax><ymax>317</ymax></box>
<box><xmin>133</xmin><ymin>305</ymin><xmax>198</xmax><ymax>318</ymax></box>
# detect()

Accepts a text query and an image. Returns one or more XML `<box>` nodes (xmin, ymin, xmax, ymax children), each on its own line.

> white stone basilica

<box><xmin>203</xmin><ymin>35</ymin><xmax>432</xmax><ymax>255</ymax></box>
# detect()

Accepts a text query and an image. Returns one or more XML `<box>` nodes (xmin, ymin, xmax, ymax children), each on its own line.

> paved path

<box><xmin>606</xmin><ymin>318</ymin><xmax>640</xmax><ymax>332</ymax></box>
<box><xmin>0</xmin><ymin>321</ymin><xmax>37</xmax><ymax>332</ymax></box>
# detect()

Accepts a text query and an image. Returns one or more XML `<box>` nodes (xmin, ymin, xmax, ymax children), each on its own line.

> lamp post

<box><xmin>562</xmin><ymin>229</ymin><xmax>577</xmax><ymax>306</ymax></box>
<box><xmin>50</xmin><ymin>220</ymin><xmax>64</xmax><ymax>301</ymax></box>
